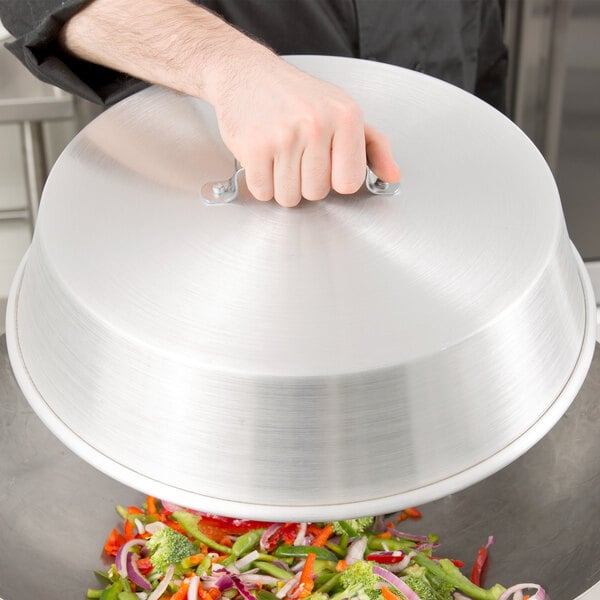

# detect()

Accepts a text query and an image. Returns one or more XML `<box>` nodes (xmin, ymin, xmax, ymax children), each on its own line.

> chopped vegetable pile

<box><xmin>89</xmin><ymin>498</ymin><xmax>545</xmax><ymax>600</ymax></box>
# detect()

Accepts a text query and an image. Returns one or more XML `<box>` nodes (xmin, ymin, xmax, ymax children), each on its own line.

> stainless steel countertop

<box><xmin>1</xmin><ymin>334</ymin><xmax>600</xmax><ymax>599</ymax></box>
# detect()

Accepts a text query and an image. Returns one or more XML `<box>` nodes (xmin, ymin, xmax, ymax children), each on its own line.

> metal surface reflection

<box><xmin>5</xmin><ymin>56</ymin><xmax>596</xmax><ymax>519</ymax></box>
<box><xmin>1</xmin><ymin>336</ymin><xmax>599</xmax><ymax>600</ymax></box>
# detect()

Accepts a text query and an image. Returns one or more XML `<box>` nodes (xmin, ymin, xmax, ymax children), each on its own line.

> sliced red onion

<box><xmin>188</xmin><ymin>576</ymin><xmax>199</xmax><ymax>600</ymax></box>
<box><xmin>126</xmin><ymin>551</ymin><xmax>152</xmax><ymax>591</ymax></box>
<box><xmin>413</xmin><ymin>542</ymin><xmax>440</xmax><ymax>552</ymax></box>
<box><xmin>293</xmin><ymin>523</ymin><xmax>308</xmax><ymax>546</ymax></box>
<box><xmin>276</xmin><ymin>572</ymin><xmax>301</xmax><ymax>598</ymax></box>
<box><xmin>272</xmin><ymin>560</ymin><xmax>291</xmax><ymax>572</ymax></box>
<box><xmin>260</xmin><ymin>523</ymin><xmax>283</xmax><ymax>551</ymax></box>
<box><xmin>373</xmin><ymin>515</ymin><xmax>387</xmax><ymax>534</ymax></box>
<box><xmin>512</xmin><ymin>592</ymin><xmax>524</xmax><ymax>600</ymax></box>
<box><xmin>291</xmin><ymin>559</ymin><xmax>306</xmax><ymax>573</ymax></box>
<box><xmin>214</xmin><ymin>574</ymin><xmax>236</xmax><ymax>591</ymax></box>
<box><xmin>497</xmin><ymin>584</ymin><xmax>545</xmax><ymax>600</ymax></box>
<box><xmin>160</xmin><ymin>500</ymin><xmax>184</xmax><ymax>513</ymax></box>
<box><xmin>116</xmin><ymin>539</ymin><xmax>147</xmax><ymax>577</ymax></box>
<box><xmin>234</xmin><ymin>549</ymin><xmax>260</xmax><ymax>571</ymax></box>
<box><xmin>346</xmin><ymin>536</ymin><xmax>368</xmax><ymax>565</ymax></box>
<box><xmin>239</xmin><ymin>574</ymin><xmax>280</xmax><ymax>586</ymax></box>
<box><xmin>136</xmin><ymin>593</ymin><xmax>149</xmax><ymax>600</ymax></box>
<box><xmin>231</xmin><ymin>575</ymin><xmax>256</xmax><ymax>600</ymax></box>
<box><xmin>134</xmin><ymin>518</ymin><xmax>145</xmax><ymax>535</ymax></box>
<box><xmin>384</xmin><ymin>551</ymin><xmax>416</xmax><ymax>573</ymax></box>
<box><xmin>144</xmin><ymin>521</ymin><xmax>167</xmax><ymax>535</ymax></box>
<box><xmin>373</xmin><ymin>565</ymin><xmax>422</xmax><ymax>600</ymax></box>
<box><xmin>387</xmin><ymin>526</ymin><xmax>430</xmax><ymax>543</ymax></box>
<box><xmin>148</xmin><ymin>564</ymin><xmax>175</xmax><ymax>600</ymax></box>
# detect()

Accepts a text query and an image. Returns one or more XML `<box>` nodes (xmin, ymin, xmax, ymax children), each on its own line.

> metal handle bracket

<box><xmin>202</xmin><ymin>162</ymin><xmax>400</xmax><ymax>205</ymax></box>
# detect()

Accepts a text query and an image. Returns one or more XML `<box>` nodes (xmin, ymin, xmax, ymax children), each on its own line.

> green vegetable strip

<box><xmin>254</xmin><ymin>561</ymin><xmax>293</xmax><ymax>580</ymax></box>
<box><xmin>171</xmin><ymin>510</ymin><xmax>233</xmax><ymax>554</ymax></box>
<box><xmin>274</xmin><ymin>544</ymin><xmax>338</xmax><ymax>562</ymax></box>
<box><xmin>257</xmin><ymin>591</ymin><xmax>281</xmax><ymax>600</ymax></box>
<box><xmin>413</xmin><ymin>553</ymin><xmax>505</xmax><ymax>600</ymax></box>
<box><xmin>232</xmin><ymin>528</ymin><xmax>265</xmax><ymax>556</ymax></box>
<box><xmin>367</xmin><ymin>536</ymin><xmax>416</xmax><ymax>552</ymax></box>
<box><xmin>315</xmin><ymin>572</ymin><xmax>342</xmax><ymax>594</ymax></box>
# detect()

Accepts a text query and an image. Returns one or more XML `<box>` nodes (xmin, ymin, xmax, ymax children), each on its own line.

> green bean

<box><xmin>258</xmin><ymin>591</ymin><xmax>281</xmax><ymax>600</ymax></box>
<box><xmin>315</xmin><ymin>572</ymin><xmax>342</xmax><ymax>594</ymax></box>
<box><xmin>254</xmin><ymin>560</ymin><xmax>292</xmax><ymax>580</ymax></box>
<box><xmin>274</xmin><ymin>544</ymin><xmax>338</xmax><ymax>562</ymax></box>
<box><xmin>232</xmin><ymin>529</ymin><xmax>265</xmax><ymax>557</ymax></box>
<box><xmin>367</xmin><ymin>537</ymin><xmax>415</xmax><ymax>552</ymax></box>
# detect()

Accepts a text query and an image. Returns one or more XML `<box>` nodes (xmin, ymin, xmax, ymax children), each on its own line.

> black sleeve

<box><xmin>0</xmin><ymin>0</ymin><xmax>147</xmax><ymax>105</ymax></box>
<box><xmin>474</xmin><ymin>0</ymin><xmax>508</xmax><ymax>114</ymax></box>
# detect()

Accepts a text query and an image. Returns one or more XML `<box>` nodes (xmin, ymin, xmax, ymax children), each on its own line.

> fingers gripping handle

<box><xmin>201</xmin><ymin>160</ymin><xmax>400</xmax><ymax>205</ymax></box>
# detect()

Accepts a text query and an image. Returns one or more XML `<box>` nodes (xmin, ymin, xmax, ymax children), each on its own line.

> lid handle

<box><xmin>201</xmin><ymin>160</ymin><xmax>400</xmax><ymax>205</ymax></box>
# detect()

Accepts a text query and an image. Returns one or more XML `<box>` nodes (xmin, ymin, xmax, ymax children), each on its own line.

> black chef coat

<box><xmin>0</xmin><ymin>0</ymin><xmax>507</xmax><ymax>111</ymax></box>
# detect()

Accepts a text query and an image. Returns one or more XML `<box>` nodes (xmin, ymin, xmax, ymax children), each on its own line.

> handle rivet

<box><xmin>212</xmin><ymin>182</ymin><xmax>227</xmax><ymax>196</ymax></box>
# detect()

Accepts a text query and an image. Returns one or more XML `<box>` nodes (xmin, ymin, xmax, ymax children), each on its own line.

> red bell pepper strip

<box><xmin>103</xmin><ymin>528</ymin><xmax>125</xmax><ymax>556</ymax></box>
<box><xmin>366</xmin><ymin>551</ymin><xmax>406</xmax><ymax>564</ymax></box>
<box><xmin>470</xmin><ymin>536</ymin><xmax>495</xmax><ymax>586</ymax></box>
<box><xmin>137</xmin><ymin>557</ymin><xmax>153</xmax><ymax>575</ymax></box>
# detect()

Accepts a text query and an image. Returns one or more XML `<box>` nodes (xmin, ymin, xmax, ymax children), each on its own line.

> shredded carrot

<box><xmin>197</xmin><ymin>588</ymin><xmax>213</xmax><ymax>600</ymax></box>
<box><xmin>171</xmin><ymin>581</ymin><xmax>190</xmax><ymax>600</ymax></box>
<box><xmin>127</xmin><ymin>505</ymin><xmax>144</xmax><ymax>515</ymax></box>
<box><xmin>298</xmin><ymin>552</ymin><xmax>317</xmax><ymax>598</ymax></box>
<box><xmin>164</xmin><ymin>519</ymin><xmax>187</xmax><ymax>536</ymax></box>
<box><xmin>335</xmin><ymin>560</ymin><xmax>348</xmax><ymax>572</ymax></box>
<box><xmin>208</xmin><ymin>588</ymin><xmax>221</xmax><ymax>600</ymax></box>
<box><xmin>397</xmin><ymin>512</ymin><xmax>408</xmax><ymax>522</ymax></box>
<box><xmin>186</xmin><ymin>553</ymin><xmax>206</xmax><ymax>567</ymax></box>
<box><xmin>200</xmin><ymin>543</ymin><xmax>210</xmax><ymax>554</ymax></box>
<box><xmin>146</xmin><ymin>495</ymin><xmax>158</xmax><ymax>515</ymax></box>
<box><xmin>376</xmin><ymin>531</ymin><xmax>392</xmax><ymax>539</ymax></box>
<box><xmin>123</xmin><ymin>519</ymin><xmax>135</xmax><ymax>541</ymax></box>
<box><xmin>312</xmin><ymin>524</ymin><xmax>334</xmax><ymax>547</ymax></box>
<box><xmin>218</xmin><ymin>535</ymin><xmax>233</xmax><ymax>547</ymax></box>
<box><xmin>404</xmin><ymin>507</ymin><xmax>422</xmax><ymax>519</ymax></box>
<box><xmin>381</xmin><ymin>586</ymin><xmax>401</xmax><ymax>600</ymax></box>
<box><xmin>307</xmin><ymin>525</ymin><xmax>323</xmax><ymax>538</ymax></box>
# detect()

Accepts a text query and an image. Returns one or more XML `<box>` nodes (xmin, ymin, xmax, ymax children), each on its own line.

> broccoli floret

<box><xmin>331</xmin><ymin>560</ymin><xmax>381</xmax><ymax>600</ymax></box>
<box><xmin>146</xmin><ymin>526</ymin><xmax>197</xmax><ymax>573</ymax></box>
<box><xmin>330</xmin><ymin>518</ymin><xmax>375</xmax><ymax>537</ymax></box>
<box><xmin>403</xmin><ymin>572</ymin><xmax>455</xmax><ymax>600</ymax></box>
<box><xmin>413</xmin><ymin>554</ymin><xmax>505</xmax><ymax>600</ymax></box>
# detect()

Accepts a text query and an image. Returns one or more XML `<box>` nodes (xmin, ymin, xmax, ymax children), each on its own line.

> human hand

<box><xmin>207</xmin><ymin>50</ymin><xmax>401</xmax><ymax>207</ymax></box>
<box><xmin>59</xmin><ymin>0</ymin><xmax>399</xmax><ymax>207</ymax></box>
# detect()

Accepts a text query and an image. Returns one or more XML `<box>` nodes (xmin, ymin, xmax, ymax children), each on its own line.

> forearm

<box><xmin>58</xmin><ymin>0</ymin><xmax>276</xmax><ymax>105</ymax></box>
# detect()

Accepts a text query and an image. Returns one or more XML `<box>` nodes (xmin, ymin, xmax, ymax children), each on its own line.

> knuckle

<box><xmin>336</xmin><ymin>101</ymin><xmax>363</xmax><ymax>125</ymax></box>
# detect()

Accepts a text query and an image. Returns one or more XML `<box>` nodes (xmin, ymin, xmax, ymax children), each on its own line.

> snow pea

<box><xmin>274</xmin><ymin>544</ymin><xmax>338</xmax><ymax>562</ymax></box>
<box><xmin>254</xmin><ymin>560</ymin><xmax>292</xmax><ymax>580</ymax></box>
<box><xmin>99</xmin><ymin>581</ymin><xmax>123</xmax><ymax>600</ymax></box>
<box><xmin>232</xmin><ymin>528</ymin><xmax>265</xmax><ymax>556</ymax></box>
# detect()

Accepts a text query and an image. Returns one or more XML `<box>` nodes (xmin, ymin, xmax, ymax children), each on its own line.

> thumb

<box><xmin>365</xmin><ymin>124</ymin><xmax>401</xmax><ymax>183</ymax></box>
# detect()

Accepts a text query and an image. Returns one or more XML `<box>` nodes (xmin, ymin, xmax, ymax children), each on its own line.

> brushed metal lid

<box><xmin>6</xmin><ymin>56</ymin><xmax>596</xmax><ymax>520</ymax></box>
